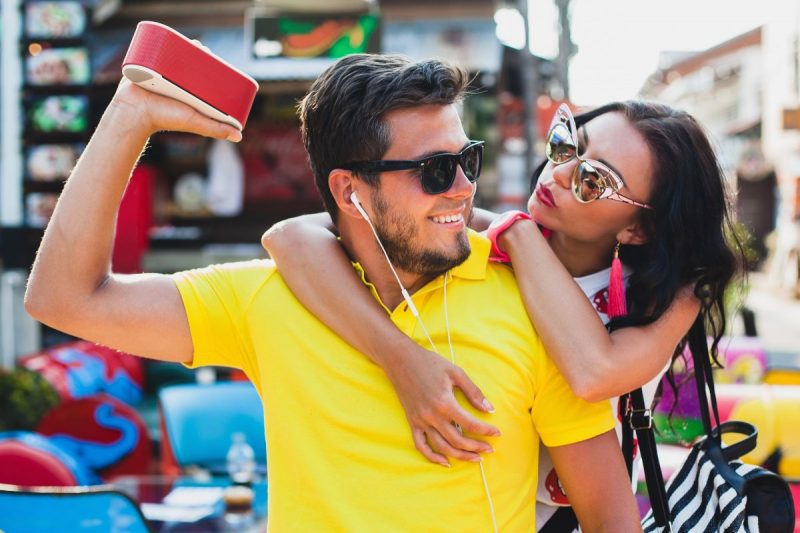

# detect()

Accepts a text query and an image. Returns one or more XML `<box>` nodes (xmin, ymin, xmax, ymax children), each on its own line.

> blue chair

<box><xmin>158</xmin><ymin>382</ymin><xmax>266</xmax><ymax>475</ymax></box>
<box><xmin>0</xmin><ymin>431</ymin><xmax>101</xmax><ymax>487</ymax></box>
<box><xmin>0</xmin><ymin>483</ymin><xmax>151</xmax><ymax>533</ymax></box>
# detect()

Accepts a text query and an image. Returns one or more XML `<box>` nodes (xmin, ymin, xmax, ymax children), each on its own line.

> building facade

<box><xmin>641</xmin><ymin>23</ymin><xmax>800</xmax><ymax>288</ymax></box>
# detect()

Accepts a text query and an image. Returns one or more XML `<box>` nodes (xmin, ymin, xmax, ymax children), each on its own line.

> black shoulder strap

<box><xmin>626</xmin><ymin>314</ymin><xmax>715</xmax><ymax>529</ymax></box>
<box><xmin>686</xmin><ymin>316</ymin><xmax>722</xmax><ymax>438</ymax></box>
<box><xmin>621</xmin><ymin>388</ymin><xmax>670</xmax><ymax>527</ymax></box>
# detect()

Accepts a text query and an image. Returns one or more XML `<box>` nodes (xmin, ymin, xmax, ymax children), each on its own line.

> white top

<box><xmin>535</xmin><ymin>266</ymin><xmax>667</xmax><ymax>529</ymax></box>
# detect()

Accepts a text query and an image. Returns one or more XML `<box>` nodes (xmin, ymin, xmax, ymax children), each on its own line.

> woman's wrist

<box><xmin>486</xmin><ymin>210</ymin><xmax>531</xmax><ymax>262</ymax></box>
<box><xmin>497</xmin><ymin>217</ymin><xmax>538</xmax><ymax>251</ymax></box>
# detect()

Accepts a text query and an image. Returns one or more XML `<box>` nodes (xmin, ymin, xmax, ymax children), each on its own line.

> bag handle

<box><xmin>705</xmin><ymin>420</ymin><xmax>758</xmax><ymax>461</ymax></box>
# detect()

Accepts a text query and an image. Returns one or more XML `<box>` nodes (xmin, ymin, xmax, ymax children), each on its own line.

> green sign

<box><xmin>250</xmin><ymin>13</ymin><xmax>380</xmax><ymax>59</ymax></box>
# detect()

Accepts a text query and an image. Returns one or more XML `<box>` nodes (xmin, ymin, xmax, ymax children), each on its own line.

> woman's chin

<box><xmin>528</xmin><ymin>203</ymin><xmax>549</xmax><ymax>225</ymax></box>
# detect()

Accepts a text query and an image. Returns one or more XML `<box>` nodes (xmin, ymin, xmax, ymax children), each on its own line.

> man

<box><xmin>26</xmin><ymin>54</ymin><xmax>641</xmax><ymax>531</ymax></box>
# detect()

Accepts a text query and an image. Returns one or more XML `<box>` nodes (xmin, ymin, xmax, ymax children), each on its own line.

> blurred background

<box><xmin>0</xmin><ymin>0</ymin><xmax>799</xmax><ymax>528</ymax></box>
<box><xmin>2</xmin><ymin>0</ymin><xmax>800</xmax><ymax>291</ymax></box>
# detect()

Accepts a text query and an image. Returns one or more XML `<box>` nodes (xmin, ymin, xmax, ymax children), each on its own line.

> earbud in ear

<box><xmin>350</xmin><ymin>191</ymin><xmax>371</xmax><ymax>222</ymax></box>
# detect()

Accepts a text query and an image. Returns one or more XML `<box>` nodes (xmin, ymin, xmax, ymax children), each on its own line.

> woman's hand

<box><xmin>382</xmin><ymin>344</ymin><xmax>501</xmax><ymax>467</ymax></box>
<box><xmin>262</xmin><ymin>214</ymin><xmax>500</xmax><ymax>466</ymax></box>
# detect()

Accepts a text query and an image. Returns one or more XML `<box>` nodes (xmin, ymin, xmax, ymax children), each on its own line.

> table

<box><xmin>111</xmin><ymin>475</ymin><xmax>268</xmax><ymax>532</ymax></box>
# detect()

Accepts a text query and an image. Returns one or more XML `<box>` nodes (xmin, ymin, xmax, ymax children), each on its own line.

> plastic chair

<box><xmin>0</xmin><ymin>431</ymin><xmax>100</xmax><ymax>487</ymax></box>
<box><xmin>0</xmin><ymin>483</ymin><xmax>152</xmax><ymax>533</ymax></box>
<box><xmin>158</xmin><ymin>382</ymin><xmax>266</xmax><ymax>475</ymax></box>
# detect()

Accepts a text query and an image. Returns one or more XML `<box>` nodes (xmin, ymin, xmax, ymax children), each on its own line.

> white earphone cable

<box><xmin>357</xmin><ymin>196</ymin><xmax>498</xmax><ymax>532</ymax></box>
<box><xmin>357</xmin><ymin>197</ymin><xmax>422</xmax><ymax>320</ymax></box>
<box><xmin>443</xmin><ymin>273</ymin><xmax>498</xmax><ymax>533</ymax></box>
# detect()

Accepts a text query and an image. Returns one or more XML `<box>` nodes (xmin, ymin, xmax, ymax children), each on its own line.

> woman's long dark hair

<box><xmin>531</xmin><ymin>101</ymin><xmax>746</xmax><ymax>377</ymax></box>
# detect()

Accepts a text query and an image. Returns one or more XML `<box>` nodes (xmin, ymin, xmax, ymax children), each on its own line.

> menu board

<box><xmin>25</xmin><ymin>1</ymin><xmax>87</xmax><ymax>39</ymax></box>
<box><xmin>25</xmin><ymin>46</ymin><xmax>90</xmax><ymax>85</ymax></box>
<box><xmin>28</xmin><ymin>95</ymin><xmax>89</xmax><ymax>133</ymax></box>
<box><xmin>26</xmin><ymin>144</ymin><xmax>84</xmax><ymax>180</ymax></box>
<box><xmin>26</xmin><ymin>192</ymin><xmax>59</xmax><ymax>227</ymax></box>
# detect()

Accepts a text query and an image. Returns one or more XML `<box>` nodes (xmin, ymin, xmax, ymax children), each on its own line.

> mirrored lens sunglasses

<box><xmin>545</xmin><ymin>106</ymin><xmax>653</xmax><ymax>210</ymax></box>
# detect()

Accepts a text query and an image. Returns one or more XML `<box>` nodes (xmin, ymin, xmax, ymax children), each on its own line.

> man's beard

<box><xmin>370</xmin><ymin>188</ymin><xmax>471</xmax><ymax>276</ymax></box>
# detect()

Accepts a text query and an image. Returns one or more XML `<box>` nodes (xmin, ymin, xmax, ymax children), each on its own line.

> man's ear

<box><xmin>616</xmin><ymin>222</ymin><xmax>649</xmax><ymax>246</ymax></box>
<box><xmin>329</xmin><ymin>169</ymin><xmax>363</xmax><ymax>220</ymax></box>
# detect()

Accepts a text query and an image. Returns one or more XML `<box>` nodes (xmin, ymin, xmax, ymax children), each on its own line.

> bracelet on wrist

<box><xmin>486</xmin><ymin>210</ymin><xmax>532</xmax><ymax>263</ymax></box>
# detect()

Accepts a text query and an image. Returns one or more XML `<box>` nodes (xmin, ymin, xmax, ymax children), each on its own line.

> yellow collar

<box><xmin>351</xmin><ymin>230</ymin><xmax>490</xmax><ymax>312</ymax></box>
<box><xmin>450</xmin><ymin>229</ymin><xmax>490</xmax><ymax>281</ymax></box>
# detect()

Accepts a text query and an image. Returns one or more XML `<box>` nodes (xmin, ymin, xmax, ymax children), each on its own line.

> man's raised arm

<box><xmin>24</xmin><ymin>80</ymin><xmax>242</xmax><ymax>362</ymax></box>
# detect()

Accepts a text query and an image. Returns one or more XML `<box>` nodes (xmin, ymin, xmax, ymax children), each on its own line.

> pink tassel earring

<box><xmin>607</xmin><ymin>242</ymin><xmax>627</xmax><ymax>318</ymax></box>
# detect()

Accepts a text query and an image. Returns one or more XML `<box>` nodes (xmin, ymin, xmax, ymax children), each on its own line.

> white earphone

<box><xmin>347</xmin><ymin>187</ymin><xmax>497</xmax><ymax>532</ymax></box>
<box><xmin>350</xmin><ymin>191</ymin><xmax>370</xmax><ymax>222</ymax></box>
<box><xmin>349</xmin><ymin>189</ymin><xmax>419</xmax><ymax>317</ymax></box>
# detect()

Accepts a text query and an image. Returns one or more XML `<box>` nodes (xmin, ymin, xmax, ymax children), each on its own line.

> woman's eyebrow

<box><xmin>597</xmin><ymin>158</ymin><xmax>627</xmax><ymax>185</ymax></box>
<box><xmin>582</xmin><ymin>127</ymin><xmax>627</xmax><ymax>185</ymax></box>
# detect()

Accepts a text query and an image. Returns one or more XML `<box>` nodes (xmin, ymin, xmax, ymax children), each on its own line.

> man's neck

<box><xmin>357</xmin><ymin>250</ymin><xmax>433</xmax><ymax>310</ymax></box>
<box><xmin>339</xmin><ymin>226</ymin><xmax>433</xmax><ymax>310</ymax></box>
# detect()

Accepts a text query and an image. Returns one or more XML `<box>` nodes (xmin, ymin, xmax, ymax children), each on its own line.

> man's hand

<box><xmin>110</xmin><ymin>79</ymin><xmax>242</xmax><ymax>142</ymax></box>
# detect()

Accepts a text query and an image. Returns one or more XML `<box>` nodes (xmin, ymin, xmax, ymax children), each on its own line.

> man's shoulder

<box><xmin>186</xmin><ymin>258</ymin><xmax>276</xmax><ymax>277</ymax></box>
<box><xmin>173</xmin><ymin>258</ymin><xmax>280</xmax><ymax>299</ymax></box>
<box><xmin>212</xmin><ymin>258</ymin><xmax>276</xmax><ymax>275</ymax></box>
<box><xmin>476</xmin><ymin>259</ymin><xmax>522</xmax><ymax>292</ymax></box>
<box><xmin>456</xmin><ymin>230</ymin><xmax>521</xmax><ymax>290</ymax></box>
<box><xmin>451</xmin><ymin>259</ymin><xmax>532</xmax><ymax>324</ymax></box>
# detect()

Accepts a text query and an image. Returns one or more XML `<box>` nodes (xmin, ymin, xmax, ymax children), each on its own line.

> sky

<box><xmin>525</xmin><ymin>0</ymin><xmax>778</xmax><ymax>106</ymax></box>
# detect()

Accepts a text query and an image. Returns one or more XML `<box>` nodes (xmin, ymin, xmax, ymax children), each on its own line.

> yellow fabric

<box><xmin>173</xmin><ymin>231</ymin><xmax>614</xmax><ymax>532</ymax></box>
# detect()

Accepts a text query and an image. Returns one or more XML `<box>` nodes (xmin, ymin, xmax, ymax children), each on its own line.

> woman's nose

<box><xmin>550</xmin><ymin>159</ymin><xmax>576</xmax><ymax>190</ymax></box>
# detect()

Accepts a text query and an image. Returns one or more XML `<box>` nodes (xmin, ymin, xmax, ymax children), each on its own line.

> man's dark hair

<box><xmin>299</xmin><ymin>54</ymin><xmax>470</xmax><ymax>220</ymax></box>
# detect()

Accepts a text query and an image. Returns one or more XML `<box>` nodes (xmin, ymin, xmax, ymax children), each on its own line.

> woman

<box><xmin>262</xmin><ymin>101</ymin><xmax>744</xmax><ymax>529</ymax></box>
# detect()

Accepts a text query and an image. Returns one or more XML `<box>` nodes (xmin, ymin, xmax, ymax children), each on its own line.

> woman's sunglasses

<box><xmin>546</xmin><ymin>104</ymin><xmax>653</xmax><ymax>210</ymax></box>
<box><xmin>342</xmin><ymin>141</ymin><xmax>484</xmax><ymax>195</ymax></box>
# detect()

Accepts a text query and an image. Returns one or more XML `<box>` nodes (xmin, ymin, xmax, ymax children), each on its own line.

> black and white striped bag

<box><xmin>646</xmin><ymin>445</ymin><xmax>760</xmax><ymax>531</ymax></box>
<box><xmin>622</xmin><ymin>317</ymin><xmax>794</xmax><ymax>533</ymax></box>
<box><xmin>640</xmin><ymin>422</ymin><xmax>793</xmax><ymax>532</ymax></box>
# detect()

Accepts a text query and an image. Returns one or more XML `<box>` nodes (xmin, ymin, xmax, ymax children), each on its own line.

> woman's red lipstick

<box><xmin>536</xmin><ymin>185</ymin><xmax>556</xmax><ymax>208</ymax></box>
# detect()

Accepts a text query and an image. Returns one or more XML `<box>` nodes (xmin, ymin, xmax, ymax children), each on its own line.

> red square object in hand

<box><xmin>122</xmin><ymin>21</ymin><xmax>258</xmax><ymax>130</ymax></box>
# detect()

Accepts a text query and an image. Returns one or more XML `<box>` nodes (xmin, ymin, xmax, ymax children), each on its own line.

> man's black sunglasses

<box><xmin>342</xmin><ymin>141</ymin><xmax>484</xmax><ymax>195</ymax></box>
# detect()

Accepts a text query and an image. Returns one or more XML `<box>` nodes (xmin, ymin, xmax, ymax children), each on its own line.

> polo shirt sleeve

<box><xmin>531</xmin><ymin>340</ymin><xmax>615</xmax><ymax>447</ymax></box>
<box><xmin>171</xmin><ymin>260</ymin><xmax>272</xmax><ymax>375</ymax></box>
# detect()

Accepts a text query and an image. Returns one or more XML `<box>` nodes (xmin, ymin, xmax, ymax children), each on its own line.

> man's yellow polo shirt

<box><xmin>173</xmin><ymin>231</ymin><xmax>614</xmax><ymax>532</ymax></box>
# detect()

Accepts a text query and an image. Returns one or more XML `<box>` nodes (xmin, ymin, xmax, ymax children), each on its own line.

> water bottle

<box><xmin>226</xmin><ymin>432</ymin><xmax>256</xmax><ymax>485</ymax></box>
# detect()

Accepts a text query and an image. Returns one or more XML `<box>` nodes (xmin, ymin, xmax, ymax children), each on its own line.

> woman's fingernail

<box><xmin>469</xmin><ymin>456</ymin><xmax>483</xmax><ymax>463</ymax></box>
<box><xmin>440</xmin><ymin>461</ymin><xmax>451</xmax><ymax>468</ymax></box>
<box><xmin>227</xmin><ymin>131</ymin><xmax>242</xmax><ymax>142</ymax></box>
<box><xmin>483</xmin><ymin>399</ymin><xmax>495</xmax><ymax>413</ymax></box>
<box><xmin>483</xmin><ymin>447</ymin><xmax>494</xmax><ymax>454</ymax></box>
